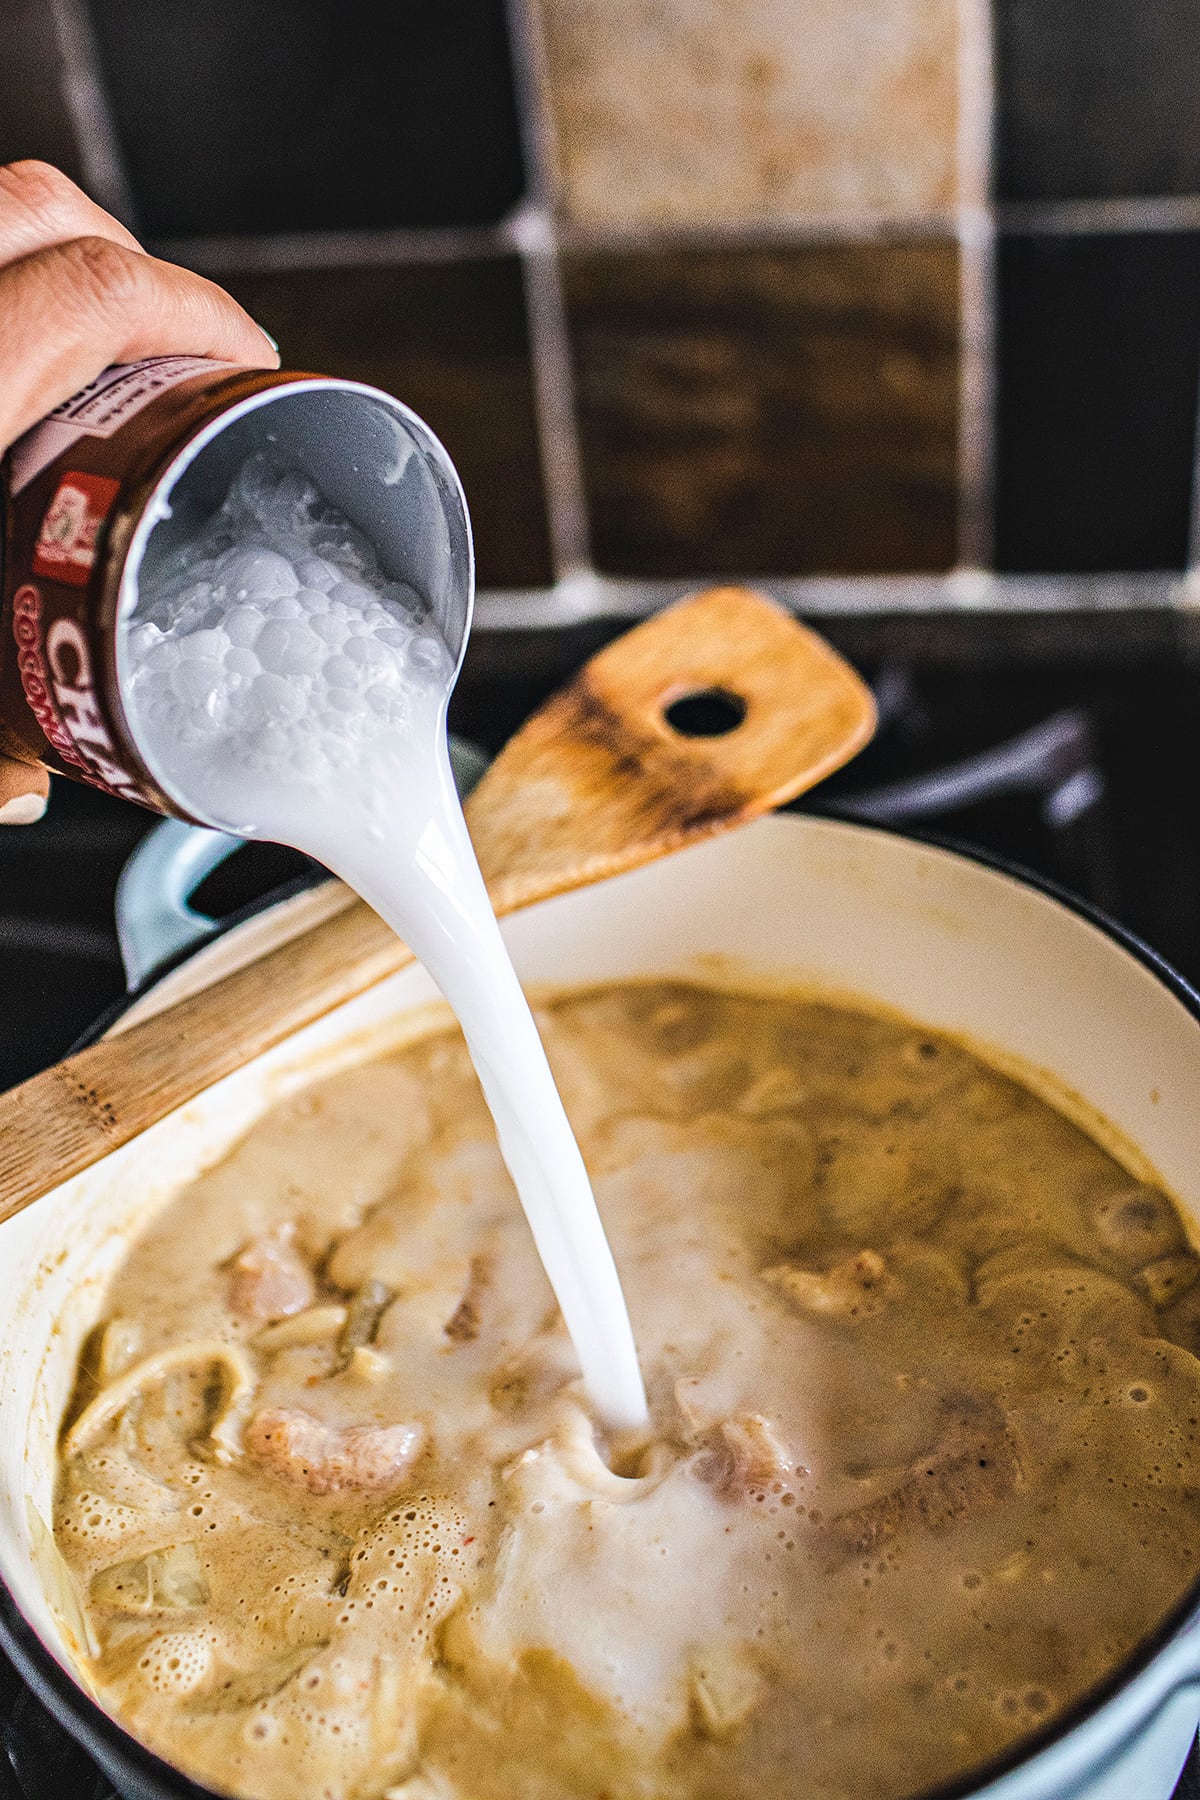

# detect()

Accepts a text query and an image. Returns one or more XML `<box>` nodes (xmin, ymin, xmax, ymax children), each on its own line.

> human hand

<box><xmin>0</xmin><ymin>160</ymin><xmax>279</xmax><ymax>823</ymax></box>
<box><xmin>0</xmin><ymin>755</ymin><xmax>49</xmax><ymax>824</ymax></box>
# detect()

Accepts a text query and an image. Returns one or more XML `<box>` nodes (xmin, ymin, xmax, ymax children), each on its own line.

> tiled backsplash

<box><xmin>537</xmin><ymin>0</ymin><xmax>963</xmax><ymax>226</ymax></box>
<box><xmin>995</xmin><ymin>232</ymin><xmax>1200</xmax><ymax>574</ymax></box>
<box><xmin>993</xmin><ymin>0</ymin><xmax>1200</xmax><ymax>200</ymax></box>
<box><xmin>86</xmin><ymin>0</ymin><xmax>527</xmax><ymax>235</ymax></box>
<box><xmin>5</xmin><ymin>0</ymin><xmax>1200</xmax><ymax>639</ymax></box>
<box><xmin>562</xmin><ymin>241</ymin><xmax>961</xmax><ymax>577</ymax></box>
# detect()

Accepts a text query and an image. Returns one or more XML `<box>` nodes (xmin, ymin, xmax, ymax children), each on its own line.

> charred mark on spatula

<box><xmin>563</xmin><ymin>674</ymin><xmax>755</xmax><ymax>832</ymax></box>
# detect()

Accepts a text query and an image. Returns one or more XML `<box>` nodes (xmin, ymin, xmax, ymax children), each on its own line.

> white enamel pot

<box><xmin>2</xmin><ymin>813</ymin><xmax>1200</xmax><ymax>1800</ymax></box>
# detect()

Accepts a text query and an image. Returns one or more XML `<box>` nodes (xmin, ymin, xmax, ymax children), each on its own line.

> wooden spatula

<box><xmin>0</xmin><ymin>586</ymin><xmax>874</xmax><ymax>1225</ymax></box>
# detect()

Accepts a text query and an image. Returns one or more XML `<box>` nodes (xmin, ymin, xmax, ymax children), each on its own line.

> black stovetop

<box><xmin>3</xmin><ymin>654</ymin><xmax>1200</xmax><ymax>1796</ymax></box>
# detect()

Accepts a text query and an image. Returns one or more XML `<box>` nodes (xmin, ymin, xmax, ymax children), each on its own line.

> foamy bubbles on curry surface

<box><xmin>56</xmin><ymin>1489</ymin><xmax>144</xmax><ymax>1551</ymax></box>
<box><xmin>137</xmin><ymin>1629</ymin><xmax>217</xmax><ymax>1695</ymax></box>
<box><xmin>122</xmin><ymin>452</ymin><xmax>452</xmax><ymax>825</ymax></box>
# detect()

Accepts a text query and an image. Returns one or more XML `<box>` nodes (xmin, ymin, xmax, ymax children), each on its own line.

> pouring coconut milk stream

<box><xmin>116</xmin><ymin>433</ymin><xmax>649</xmax><ymax>1435</ymax></box>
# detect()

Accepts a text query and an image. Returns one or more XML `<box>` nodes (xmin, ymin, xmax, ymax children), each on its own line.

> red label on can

<box><xmin>11</xmin><ymin>583</ymin><xmax>87</xmax><ymax>772</ymax></box>
<box><xmin>10</xmin><ymin>581</ymin><xmax>143</xmax><ymax>799</ymax></box>
<box><xmin>31</xmin><ymin>471</ymin><xmax>121</xmax><ymax>587</ymax></box>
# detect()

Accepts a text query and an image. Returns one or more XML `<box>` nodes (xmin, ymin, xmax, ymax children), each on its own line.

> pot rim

<box><xmin>4</xmin><ymin>813</ymin><xmax>1200</xmax><ymax>1800</ymax></box>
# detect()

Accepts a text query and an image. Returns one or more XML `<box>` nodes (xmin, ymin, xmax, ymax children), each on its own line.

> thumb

<box><xmin>0</xmin><ymin>756</ymin><xmax>49</xmax><ymax>823</ymax></box>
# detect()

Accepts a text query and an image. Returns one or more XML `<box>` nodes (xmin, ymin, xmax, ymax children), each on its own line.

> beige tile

<box><xmin>536</xmin><ymin>0</ymin><xmax>961</xmax><ymax>227</ymax></box>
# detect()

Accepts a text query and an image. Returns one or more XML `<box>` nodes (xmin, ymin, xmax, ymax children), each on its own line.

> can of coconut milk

<box><xmin>0</xmin><ymin>358</ymin><xmax>473</xmax><ymax>818</ymax></box>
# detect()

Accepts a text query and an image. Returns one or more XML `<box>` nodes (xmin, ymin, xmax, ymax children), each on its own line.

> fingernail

<box><xmin>0</xmin><ymin>791</ymin><xmax>47</xmax><ymax>824</ymax></box>
<box><xmin>257</xmin><ymin>322</ymin><xmax>280</xmax><ymax>355</ymax></box>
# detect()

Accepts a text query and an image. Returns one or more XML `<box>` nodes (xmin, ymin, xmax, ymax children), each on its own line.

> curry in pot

<box><xmin>54</xmin><ymin>982</ymin><xmax>1200</xmax><ymax>1800</ymax></box>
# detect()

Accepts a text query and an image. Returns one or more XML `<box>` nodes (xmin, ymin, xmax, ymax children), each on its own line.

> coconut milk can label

<box><xmin>32</xmin><ymin>472</ymin><xmax>121</xmax><ymax>587</ymax></box>
<box><xmin>10</xmin><ymin>582</ymin><xmax>144</xmax><ymax>800</ymax></box>
<box><xmin>8</xmin><ymin>356</ymin><xmax>237</xmax><ymax>494</ymax></box>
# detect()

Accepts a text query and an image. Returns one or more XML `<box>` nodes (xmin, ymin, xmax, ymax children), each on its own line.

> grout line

<box><xmin>513</xmin><ymin>221</ymin><xmax>596</xmax><ymax>577</ymax></box>
<box><xmin>47</xmin><ymin>0</ymin><xmax>139</xmax><ymax>230</ymax></box>
<box><xmin>998</xmin><ymin>195</ymin><xmax>1200</xmax><ymax>236</ymax></box>
<box><xmin>149</xmin><ymin>221</ymin><xmax>521</xmax><ymax>275</ymax></box>
<box><xmin>954</xmin><ymin>0</ymin><xmax>997</xmax><ymax>571</ymax></box>
<box><xmin>503</xmin><ymin>0</ymin><xmax>594</xmax><ymax>577</ymax></box>
<box><xmin>146</xmin><ymin>193</ymin><xmax>1200</xmax><ymax>284</ymax></box>
<box><xmin>504</xmin><ymin>0</ymin><xmax>562</xmax><ymax>218</ymax></box>
<box><xmin>471</xmin><ymin>570</ymin><xmax>1190</xmax><ymax>631</ymax></box>
<box><xmin>956</xmin><ymin>213</ymin><xmax>997</xmax><ymax>572</ymax></box>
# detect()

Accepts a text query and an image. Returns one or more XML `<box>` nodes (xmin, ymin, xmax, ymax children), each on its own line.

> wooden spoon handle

<box><xmin>0</xmin><ymin>587</ymin><xmax>874</xmax><ymax>1224</ymax></box>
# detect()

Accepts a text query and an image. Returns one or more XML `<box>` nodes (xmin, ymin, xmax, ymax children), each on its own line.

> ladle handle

<box><xmin>0</xmin><ymin>586</ymin><xmax>875</xmax><ymax>1226</ymax></box>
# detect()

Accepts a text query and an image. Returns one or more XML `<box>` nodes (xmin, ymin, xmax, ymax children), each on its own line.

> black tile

<box><xmin>223</xmin><ymin>259</ymin><xmax>554</xmax><ymax>590</ymax></box>
<box><xmin>563</xmin><ymin>242</ymin><xmax>961</xmax><ymax>579</ymax></box>
<box><xmin>0</xmin><ymin>781</ymin><xmax>141</xmax><ymax>1090</ymax></box>
<box><xmin>995</xmin><ymin>0</ymin><xmax>1200</xmax><ymax>199</ymax></box>
<box><xmin>0</xmin><ymin>1</ymin><xmax>84</xmax><ymax>182</ymax></box>
<box><xmin>86</xmin><ymin>0</ymin><xmax>526</xmax><ymax>236</ymax></box>
<box><xmin>995</xmin><ymin>233</ymin><xmax>1200</xmax><ymax>573</ymax></box>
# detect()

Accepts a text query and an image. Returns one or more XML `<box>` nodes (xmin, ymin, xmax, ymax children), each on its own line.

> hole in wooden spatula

<box><xmin>663</xmin><ymin>688</ymin><xmax>747</xmax><ymax>738</ymax></box>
